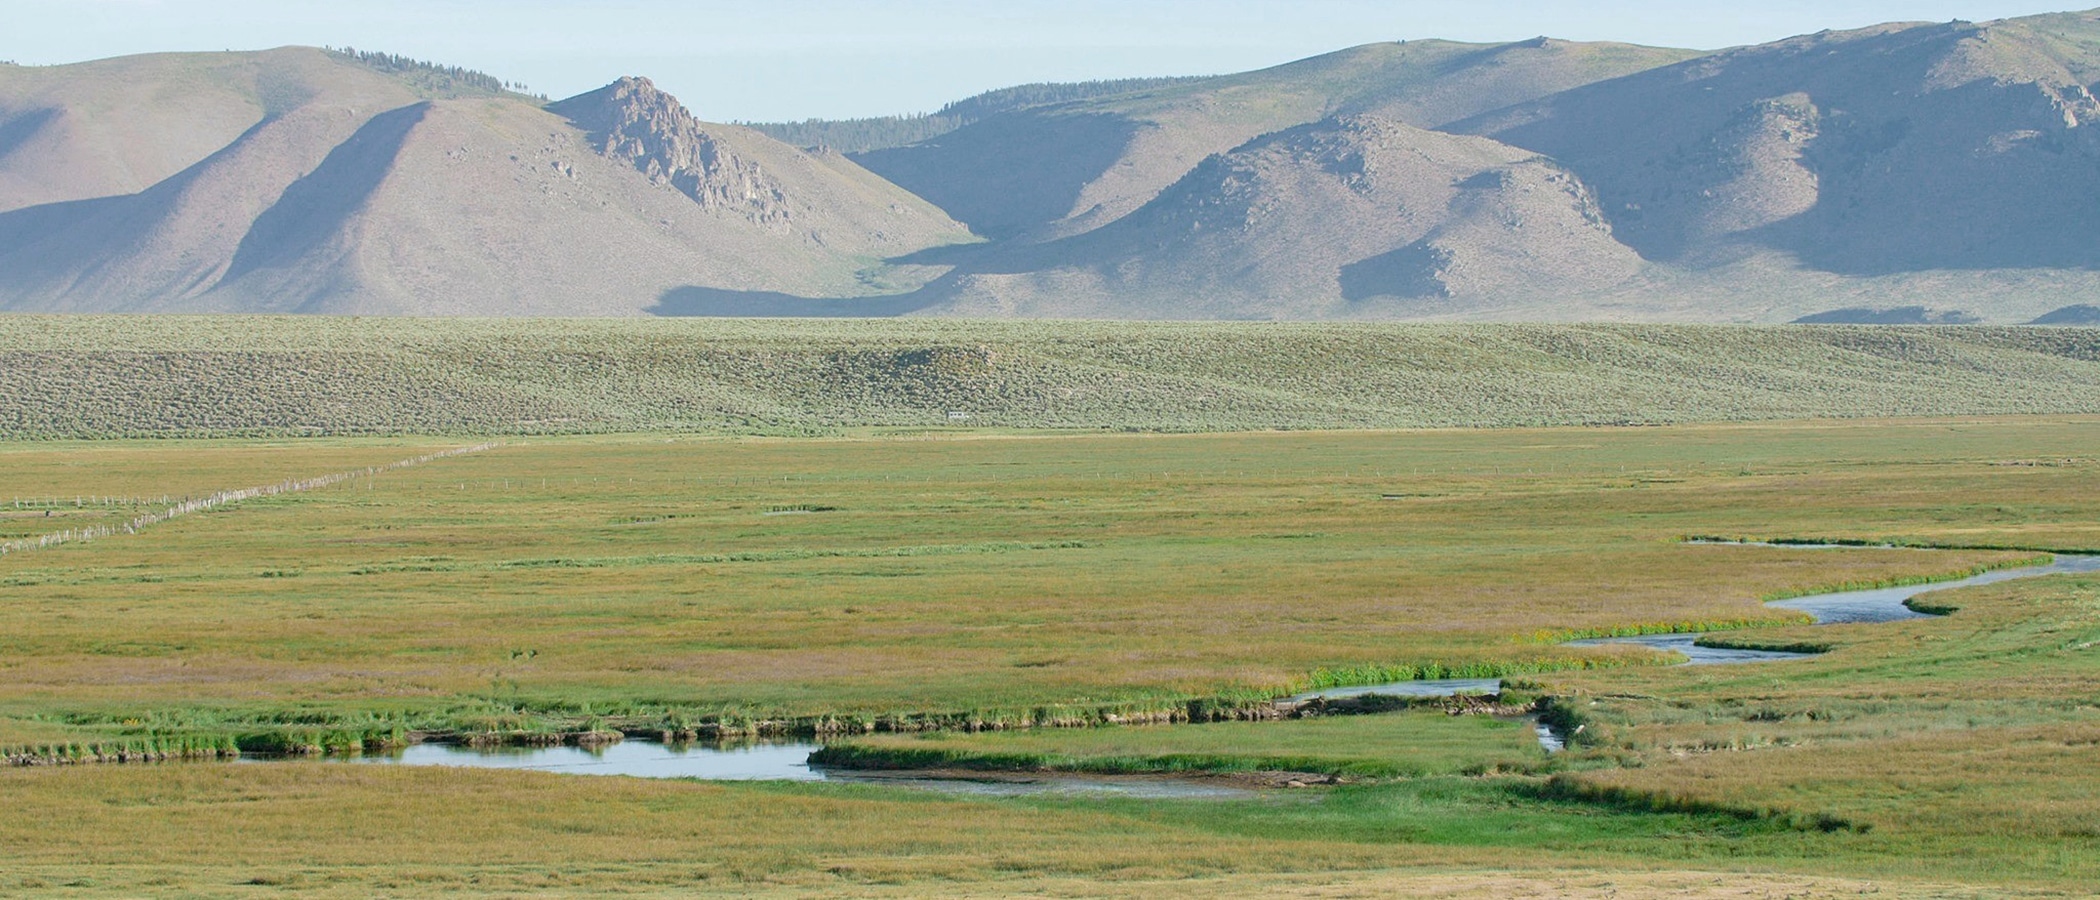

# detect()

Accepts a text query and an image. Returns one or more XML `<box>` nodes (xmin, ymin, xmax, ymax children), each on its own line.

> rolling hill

<box><xmin>849</xmin><ymin>38</ymin><xmax>1699</xmax><ymax>243</ymax></box>
<box><xmin>0</xmin><ymin>48</ymin><xmax>971</xmax><ymax>314</ymax></box>
<box><xmin>1455</xmin><ymin>15</ymin><xmax>2100</xmax><ymax>277</ymax></box>
<box><xmin>919</xmin><ymin>115</ymin><xmax>1640</xmax><ymax>319</ymax></box>
<box><xmin>883</xmin><ymin>10</ymin><xmax>2100</xmax><ymax>322</ymax></box>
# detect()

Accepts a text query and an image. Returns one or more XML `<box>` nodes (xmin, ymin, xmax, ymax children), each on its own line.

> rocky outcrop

<box><xmin>550</xmin><ymin>76</ymin><xmax>791</xmax><ymax>227</ymax></box>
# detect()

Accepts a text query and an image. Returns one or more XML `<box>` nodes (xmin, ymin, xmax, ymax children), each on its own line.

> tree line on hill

<box><xmin>326</xmin><ymin>47</ymin><xmax>541</xmax><ymax>99</ymax></box>
<box><xmin>745</xmin><ymin>75</ymin><xmax>1203</xmax><ymax>152</ymax></box>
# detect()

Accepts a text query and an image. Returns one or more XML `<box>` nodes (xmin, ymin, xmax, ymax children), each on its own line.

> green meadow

<box><xmin>3</xmin><ymin>417</ymin><xmax>2098</xmax><ymax>896</ymax></box>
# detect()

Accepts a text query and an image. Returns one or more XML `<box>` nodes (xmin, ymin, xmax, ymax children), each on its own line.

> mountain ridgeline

<box><xmin>744</xmin><ymin>76</ymin><xmax>1208</xmax><ymax>153</ymax></box>
<box><xmin>6</xmin><ymin>10</ymin><xmax>2100</xmax><ymax>321</ymax></box>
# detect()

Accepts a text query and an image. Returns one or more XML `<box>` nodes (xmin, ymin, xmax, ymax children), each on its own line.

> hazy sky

<box><xmin>0</xmin><ymin>1</ymin><xmax>2083</xmax><ymax>120</ymax></box>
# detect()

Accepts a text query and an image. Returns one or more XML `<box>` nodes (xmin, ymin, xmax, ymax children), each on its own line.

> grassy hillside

<box><xmin>1</xmin><ymin>317</ymin><xmax>2098</xmax><ymax>439</ymax></box>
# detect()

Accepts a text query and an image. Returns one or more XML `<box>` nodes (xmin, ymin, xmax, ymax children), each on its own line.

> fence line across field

<box><xmin>0</xmin><ymin>443</ymin><xmax>500</xmax><ymax>558</ymax></box>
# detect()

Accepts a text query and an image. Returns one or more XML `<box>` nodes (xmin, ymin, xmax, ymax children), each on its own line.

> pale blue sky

<box><xmin>0</xmin><ymin>1</ymin><xmax>2084</xmax><ymax>120</ymax></box>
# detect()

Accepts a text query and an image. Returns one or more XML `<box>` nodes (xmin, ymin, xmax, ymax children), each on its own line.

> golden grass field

<box><xmin>3</xmin><ymin>417</ymin><xmax>2098</xmax><ymax>896</ymax></box>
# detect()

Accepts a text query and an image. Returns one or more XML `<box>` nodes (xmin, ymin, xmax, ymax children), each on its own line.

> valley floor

<box><xmin>3</xmin><ymin>419</ymin><xmax>2097</xmax><ymax>896</ymax></box>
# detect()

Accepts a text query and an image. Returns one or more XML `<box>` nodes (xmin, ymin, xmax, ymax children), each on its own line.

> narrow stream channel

<box><xmin>235</xmin><ymin>547</ymin><xmax>2097</xmax><ymax>783</ymax></box>
<box><xmin>1562</xmin><ymin>632</ymin><xmax>1815</xmax><ymax>664</ymax></box>
<box><xmin>250</xmin><ymin>740</ymin><xmax>1256</xmax><ymax>798</ymax></box>
<box><xmin>1288</xmin><ymin>547</ymin><xmax>2100</xmax><ymax>750</ymax></box>
<box><xmin>1536</xmin><ymin>548</ymin><xmax>2100</xmax><ymax>748</ymax></box>
<box><xmin>1285</xmin><ymin>677</ymin><xmax>1503</xmax><ymax>702</ymax></box>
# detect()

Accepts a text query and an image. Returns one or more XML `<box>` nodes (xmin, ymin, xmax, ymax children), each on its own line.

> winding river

<box><xmin>250</xmin><ymin>546</ymin><xmax>2098</xmax><ymax>788</ymax></box>
<box><xmin>1312</xmin><ymin>547</ymin><xmax>2100</xmax><ymax>697</ymax></box>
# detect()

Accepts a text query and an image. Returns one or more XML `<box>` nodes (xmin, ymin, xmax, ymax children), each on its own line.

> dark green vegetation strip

<box><xmin>1043</xmin><ymin>777</ymin><xmax>1849</xmax><ymax>855</ymax></box>
<box><xmin>1532</xmin><ymin>775</ymin><xmax>1863</xmax><ymax>833</ymax></box>
<box><xmin>807</xmin><ymin>743</ymin><xmax>1527</xmax><ymax>780</ymax></box>
<box><xmin>6</xmin><ymin>319</ymin><xmax>2100</xmax><ymax>437</ymax></box>
<box><xmin>809</xmin><ymin>710</ymin><xmax>1552</xmax><ymax>779</ymax></box>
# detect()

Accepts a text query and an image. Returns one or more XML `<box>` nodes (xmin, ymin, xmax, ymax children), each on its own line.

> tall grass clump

<box><xmin>5</xmin><ymin>733</ymin><xmax>239</xmax><ymax>766</ymax></box>
<box><xmin>1290</xmin><ymin>653</ymin><xmax>1682</xmax><ymax>694</ymax></box>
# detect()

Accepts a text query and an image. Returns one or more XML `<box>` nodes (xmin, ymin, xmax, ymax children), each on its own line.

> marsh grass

<box><xmin>1534</xmin><ymin>774</ymin><xmax>1863</xmax><ymax>833</ymax></box>
<box><xmin>1</xmin><ymin>733</ymin><xmax>237</xmax><ymax>766</ymax></box>
<box><xmin>1525</xmin><ymin>615</ymin><xmax>1815</xmax><ymax>644</ymax></box>
<box><xmin>1524</xmin><ymin>569</ymin><xmax>2100</xmax><ymax>882</ymax></box>
<box><xmin>0</xmin><ymin>762</ymin><xmax>1893</xmax><ymax>896</ymax></box>
<box><xmin>1</xmin><ymin>421</ymin><xmax>2088</xmax><ymax>751</ymax></box>
<box><xmin>0</xmin><ymin>442</ymin><xmax>495</xmax><ymax>559</ymax></box>
<box><xmin>4</xmin><ymin>420</ymin><xmax>2100</xmax><ymax>892</ymax></box>
<box><xmin>814</xmin><ymin>710</ymin><xmax>1549</xmax><ymax>778</ymax></box>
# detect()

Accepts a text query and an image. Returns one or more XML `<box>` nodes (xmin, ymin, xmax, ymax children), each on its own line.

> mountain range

<box><xmin>0</xmin><ymin>50</ymin><xmax>966</xmax><ymax>315</ymax></box>
<box><xmin>5</xmin><ymin>11</ymin><xmax>2100</xmax><ymax>322</ymax></box>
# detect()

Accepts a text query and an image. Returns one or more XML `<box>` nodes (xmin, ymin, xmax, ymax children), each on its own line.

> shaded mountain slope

<box><xmin>0</xmin><ymin>50</ymin><xmax>970</xmax><ymax>314</ymax></box>
<box><xmin>0</xmin><ymin>50</ymin><xmax>330</xmax><ymax>214</ymax></box>
<box><xmin>1455</xmin><ymin>14</ymin><xmax>2100</xmax><ymax>273</ymax></box>
<box><xmin>921</xmin><ymin>115</ymin><xmax>1640</xmax><ymax>318</ymax></box>
<box><xmin>852</xmin><ymin>39</ymin><xmax>1699</xmax><ymax>242</ymax></box>
<box><xmin>0</xmin><ymin>48</ymin><xmax>519</xmax><ymax>215</ymax></box>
